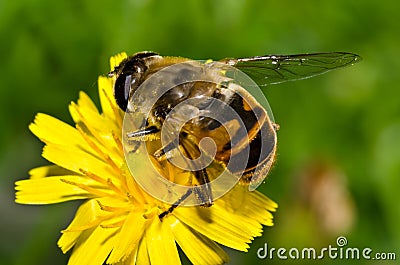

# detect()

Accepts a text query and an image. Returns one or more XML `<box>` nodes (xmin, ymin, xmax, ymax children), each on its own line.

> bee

<box><xmin>109</xmin><ymin>51</ymin><xmax>360</xmax><ymax>218</ymax></box>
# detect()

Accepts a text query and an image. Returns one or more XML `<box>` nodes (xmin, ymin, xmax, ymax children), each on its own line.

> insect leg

<box><xmin>153</xmin><ymin>138</ymin><xmax>179</xmax><ymax>160</ymax></box>
<box><xmin>158</xmin><ymin>137</ymin><xmax>214</xmax><ymax>218</ymax></box>
<box><xmin>179</xmin><ymin>134</ymin><xmax>214</xmax><ymax>207</ymax></box>
<box><xmin>158</xmin><ymin>169</ymin><xmax>213</xmax><ymax>220</ymax></box>
<box><xmin>159</xmin><ymin>188</ymin><xmax>193</xmax><ymax>219</ymax></box>
<box><xmin>127</xmin><ymin>126</ymin><xmax>160</xmax><ymax>141</ymax></box>
<box><xmin>126</xmin><ymin>125</ymin><xmax>160</xmax><ymax>153</ymax></box>
<box><xmin>177</xmin><ymin>132</ymin><xmax>214</xmax><ymax>206</ymax></box>
<box><xmin>193</xmin><ymin>168</ymin><xmax>213</xmax><ymax>207</ymax></box>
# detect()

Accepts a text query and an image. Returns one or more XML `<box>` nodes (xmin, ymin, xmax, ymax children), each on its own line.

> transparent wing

<box><xmin>220</xmin><ymin>52</ymin><xmax>361</xmax><ymax>86</ymax></box>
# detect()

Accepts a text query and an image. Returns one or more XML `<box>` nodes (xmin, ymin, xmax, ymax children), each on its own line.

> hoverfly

<box><xmin>109</xmin><ymin>51</ymin><xmax>360</xmax><ymax>218</ymax></box>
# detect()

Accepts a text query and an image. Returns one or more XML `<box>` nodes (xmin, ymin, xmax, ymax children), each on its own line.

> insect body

<box><xmin>109</xmin><ymin>51</ymin><xmax>360</xmax><ymax>218</ymax></box>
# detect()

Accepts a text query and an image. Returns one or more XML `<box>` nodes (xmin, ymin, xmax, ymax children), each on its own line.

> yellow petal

<box><xmin>67</xmin><ymin>225</ymin><xmax>118</xmax><ymax>265</ymax></box>
<box><xmin>109</xmin><ymin>52</ymin><xmax>128</xmax><ymax>71</ymax></box>
<box><xmin>237</xmin><ymin>189</ymin><xmax>277</xmax><ymax>226</ymax></box>
<box><xmin>174</xmin><ymin>206</ymin><xmax>250</xmax><ymax>251</ymax></box>
<box><xmin>173</xmin><ymin>186</ymin><xmax>277</xmax><ymax>252</ymax></box>
<box><xmin>29</xmin><ymin>113</ymin><xmax>88</xmax><ymax>148</ymax></box>
<box><xmin>220</xmin><ymin>185</ymin><xmax>277</xmax><ymax>227</ymax></box>
<box><xmin>42</xmin><ymin>144</ymin><xmax>116</xmax><ymax>181</ymax></box>
<box><xmin>68</xmin><ymin>91</ymin><xmax>100</xmax><ymax>125</ymax></box>
<box><xmin>168</xmin><ymin>216</ymin><xmax>229</xmax><ymax>265</ymax></box>
<box><xmin>58</xmin><ymin>200</ymin><xmax>100</xmax><ymax>253</ymax></box>
<box><xmin>98</xmin><ymin>75</ymin><xmax>115</xmax><ymax>120</ymax></box>
<box><xmin>76</xmin><ymin>91</ymin><xmax>100</xmax><ymax>115</ymax></box>
<box><xmin>69</xmin><ymin>101</ymin><xmax>114</xmax><ymax>135</ymax></box>
<box><xmin>98</xmin><ymin>75</ymin><xmax>123</xmax><ymax>124</ymax></box>
<box><xmin>15</xmin><ymin>176</ymin><xmax>102</xmax><ymax>204</ymax></box>
<box><xmin>68</xmin><ymin>99</ymin><xmax>122</xmax><ymax>160</ymax></box>
<box><xmin>28</xmin><ymin>165</ymin><xmax>75</xmax><ymax>179</ymax></box>
<box><xmin>136</xmin><ymin>238</ymin><xmax>150</xmax><ymax>265</ymax></box>
<box><xmin>114</xmin><ymin>252</ymin><xmax>137</xmax><ymax>265</ymax></box>
<box><xmin>107</xmin><ymin>211</ymin><xmax>147</xmax><ymax>264</ymax></box>
<box><xmin>146</xmin><ymin>218</ymin><xmax>181</xmax><ymax>265</ymax></box>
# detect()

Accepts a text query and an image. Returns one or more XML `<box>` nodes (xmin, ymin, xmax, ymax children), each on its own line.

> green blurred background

<box><xmin>1</xmin><ymin>0</ymin><xmax>399</xmax><ymax>264</ymax></box>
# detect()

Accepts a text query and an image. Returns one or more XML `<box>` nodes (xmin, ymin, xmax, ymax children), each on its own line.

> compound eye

<box><xmin>114</xmin><ymin>74</ymin><xmax>135</xmax><ymax>111</ymax></box>
<box><xmin>113</xmin><ymin>59</ymin><xmax>146</xmax><ymax>111</ymax></box>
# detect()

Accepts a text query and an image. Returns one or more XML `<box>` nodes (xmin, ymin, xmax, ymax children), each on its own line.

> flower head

<box><xmin>15</xmin><ymin>53</ymin><xmax>277</xmax><ymax>265</ymax></box>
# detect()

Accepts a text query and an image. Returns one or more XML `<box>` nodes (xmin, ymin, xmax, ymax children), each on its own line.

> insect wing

<box><xmin>221</xmin><ymin>52</ymin><xmax>361</xmax><ymax>87</ymax></box>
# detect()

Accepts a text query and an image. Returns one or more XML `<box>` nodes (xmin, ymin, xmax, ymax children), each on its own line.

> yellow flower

<box><xmin>15</xmin><ymin>53</ymin><xmax>278</xmax><ymax>265</ymax></box>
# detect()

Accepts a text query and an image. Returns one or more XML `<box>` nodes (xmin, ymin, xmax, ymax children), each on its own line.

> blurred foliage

<box><xmin>1</xmin><ymin>0</ymin><xmax>399</xmax><ymax>264</ymax></box>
